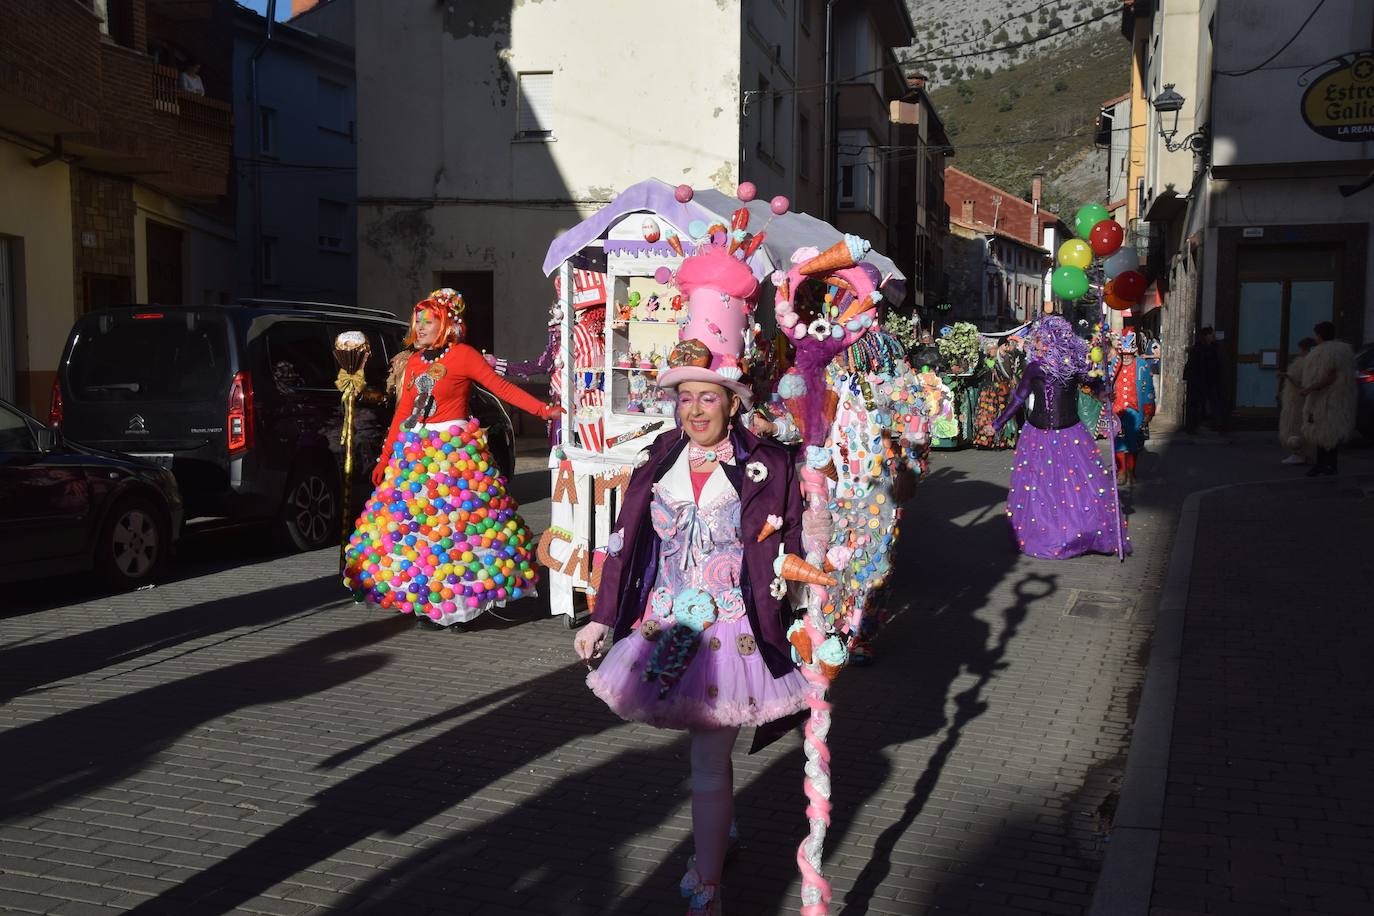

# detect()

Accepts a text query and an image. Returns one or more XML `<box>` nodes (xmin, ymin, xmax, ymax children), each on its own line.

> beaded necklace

<box><xmin>417</xmin><ymin>344</ymin><xmax>451</xmax><ymax>365</ymax></box>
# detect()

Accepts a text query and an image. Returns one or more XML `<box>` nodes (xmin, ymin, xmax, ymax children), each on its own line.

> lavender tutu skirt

<box><xmin>588</xmin><ymin>615</ymin><xmax>810</xmax><ymax>731</ymax></box>
<box><xmin>1006</xmin><ymin>423</ymin><xmax>1131</xmax><ymax>560</ymax></box>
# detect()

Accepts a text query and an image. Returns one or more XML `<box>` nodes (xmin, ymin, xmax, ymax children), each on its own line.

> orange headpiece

<box><xmin>406</xmin><ymin>287</ymin><xmax>466</xmax><ymax>347</ymax></box>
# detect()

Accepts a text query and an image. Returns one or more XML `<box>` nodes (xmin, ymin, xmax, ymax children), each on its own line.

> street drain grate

<box><xmin>1065</xmin><ymin>590</ymin><xmax>1137</xmax><ymax>621</ymax></box>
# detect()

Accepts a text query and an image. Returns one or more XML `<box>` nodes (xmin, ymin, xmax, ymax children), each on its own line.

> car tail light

<box><xmin>1358</xmin><ymin>369</ymin><xmax>1374</xmax><ymax>384</ymax></box>
<box><xmin>49</xmin><ymin>378</ymin><xmax>63</xmax><ymax>430</ymax></box>
<box><xmin>228</xmin><ymin>371</ymin><xmax>254</xmax><ymax>456</ymax></box>
<box><xmin>133</xmin><ymin>312</ymin><xmax>164</xmax><ymax>320</ymax></box>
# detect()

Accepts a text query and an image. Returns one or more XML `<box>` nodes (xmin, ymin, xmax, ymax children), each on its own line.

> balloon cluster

<box><xmin>344</xmin><ymin>419</ymin><xmax>537</xmax><ymax>623</ymax></box>
<box><xmin>1050</xmin><ymin>203</ymin><xmax>1146</xmax><ymax>311</ymax></box>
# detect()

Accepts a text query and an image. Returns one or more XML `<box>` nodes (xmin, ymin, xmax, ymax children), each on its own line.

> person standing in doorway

<box><xmin>1299</xmin><ymin>321</ymin><xmax>1357</xmax><ymax>476</ymax></box>
<box><xmin>1277</xmin><ymin>337</ymin><xmax>1315</xmax><ymax>465</ymax></box>
<box><xmin>1183</xmin><ymin>326</ymin><xmax>1223</xmax><ymax>433</ymax></box>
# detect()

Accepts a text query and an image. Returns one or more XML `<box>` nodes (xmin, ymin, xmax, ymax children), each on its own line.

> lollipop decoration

<box><xmin>333</xmin><ymin>331</ymin><xmax>371</xmax><ymax>569</ymax></box>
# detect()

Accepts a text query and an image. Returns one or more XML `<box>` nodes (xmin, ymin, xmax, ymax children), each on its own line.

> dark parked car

<box><xmin>0</xmin><ymin>396</ymin><xmax>182</xmax><ymax>588</ymax></box>
<box><xmin>51</xmin><ymin>301</ymin><xmax>516</xmax><ymax>551</ymax></box>
<box><xmin>1357</xmin><ymin>342</ymin><xmax>1374</xmax><ymax>441</ymax></box>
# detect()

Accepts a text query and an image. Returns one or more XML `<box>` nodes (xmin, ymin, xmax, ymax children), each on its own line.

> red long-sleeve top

<box><xmin>384</xmin><ymin>343</ymin><xmax>551</xmax><ymax>449</ymax></box>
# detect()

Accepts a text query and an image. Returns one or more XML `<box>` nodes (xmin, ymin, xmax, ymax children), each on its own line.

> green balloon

<box><xmin>1074</xmin><ymin>203</ymin><xmax>1111</xmax><ymax>239</ymax></box>
<box><xmin>1051</xmin><ymin>266</ymin><xmax>1090</xmax><ymax>300</ymax></box>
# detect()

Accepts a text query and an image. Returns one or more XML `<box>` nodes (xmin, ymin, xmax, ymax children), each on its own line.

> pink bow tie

<box><xmin>688</xmin><ymin>440</ymin><xmax>733</xmax><ymax>472</ymax></box>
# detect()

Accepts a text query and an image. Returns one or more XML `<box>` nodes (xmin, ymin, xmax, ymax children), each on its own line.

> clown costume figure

<box><xmin>1107</xmin><ymin>331</ymin><xmax>1155</xmax><ymax>486</ymax></box>
<box><xmin>574</xmin><ymin>247</ymin><xmax>813</xmax><ymax>916</ymax></box>
<box><xmin>343</xmin><ymin>289</ymin><xmax>564</xmax><ymax>627</ymax></box>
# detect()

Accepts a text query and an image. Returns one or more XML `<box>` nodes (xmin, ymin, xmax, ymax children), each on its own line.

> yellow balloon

<box><xmin>1058</xmin><ymin>239</ymin><xmax>1093</xmax><ymax>270</ymax></box>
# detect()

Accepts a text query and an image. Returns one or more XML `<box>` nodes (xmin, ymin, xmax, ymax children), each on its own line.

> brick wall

<box><xmin>0</xmin><ymin>0</ymin><xmax>102</xmax><ymax>133</ymax></box>
<box><xmin>71</xmin><ymin>168</ymin><xmax>137</xmax><ymax>311</ymax></box>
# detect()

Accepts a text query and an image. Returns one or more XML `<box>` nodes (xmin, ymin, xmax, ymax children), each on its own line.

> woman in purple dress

<box><xmin>987</xmin><ymin>316</ymin><xmax>1130</xmax><ymax>560</ymax></box>
<box><xmin>572</xmin><ymin>246</ymin><xmax>809</xmax><ymax>915</ymax></box>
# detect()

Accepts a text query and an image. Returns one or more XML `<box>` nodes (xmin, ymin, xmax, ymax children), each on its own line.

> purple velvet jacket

<box><xmin>591</xmin><ymin>421</ymin><xmax>804</xmax><ymax>678</ymax></box>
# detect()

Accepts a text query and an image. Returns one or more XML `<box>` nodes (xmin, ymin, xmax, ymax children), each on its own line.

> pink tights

<box><xmin>689</xmin><ymin>727</ymin><xmax>739</xmax><ymax>884</ymax></box>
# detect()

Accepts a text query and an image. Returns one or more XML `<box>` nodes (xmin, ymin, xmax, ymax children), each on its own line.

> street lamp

<box><xmin>1151</xmin><ymin>83</ymin><xmax>1208</xmax><ymax>153</ymax></box>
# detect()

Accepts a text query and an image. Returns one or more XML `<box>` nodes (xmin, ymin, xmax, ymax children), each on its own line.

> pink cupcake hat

<box><xmin>657</xmin><ymin>245</ymin><xmax>759</xmax><ymax>402</ymax></box>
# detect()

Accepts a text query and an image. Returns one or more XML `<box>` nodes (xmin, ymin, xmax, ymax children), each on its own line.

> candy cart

<box><xmin>538</xmin><ymin>178</ymin><xmax>905</xmax><ymax>624</ymax></box>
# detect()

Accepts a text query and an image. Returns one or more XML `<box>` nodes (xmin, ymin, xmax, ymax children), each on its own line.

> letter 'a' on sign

<box><xmin>1301</xmin><ymin>51</ymin><xmax>1374</xmax><ymax>142</ymax></box>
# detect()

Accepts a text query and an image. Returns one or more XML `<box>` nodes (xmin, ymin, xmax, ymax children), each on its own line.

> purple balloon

<box><xmin>675</xmin><ymin>184</ymin><xmax>694</xmax><ymax>203</ymax></box>
<box><xmin>654</xmin><ymin>266</ymin><xmax>673</xmax><ymax>285</ymax></box>
<box><xmin>770</xmin><ymin>195</ymin><xmax>790</xmax><ymax>215</ymax></box>
<box><xmin>737</xmin><ymin>181</ymin><xmax>758</xmax><ymax>202</ymax></box>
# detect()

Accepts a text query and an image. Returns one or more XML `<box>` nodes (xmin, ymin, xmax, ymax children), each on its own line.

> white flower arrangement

<box><xmin>745</xmin><ymin>461</ymin><xmax>768</xmax><ymax>482</ymax></box>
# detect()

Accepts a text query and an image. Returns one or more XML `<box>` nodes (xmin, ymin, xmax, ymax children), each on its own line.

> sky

<box><xmin>237</xmin><ymin>0</ymin><xmax>292</xmax><ymax>20</ymax></box>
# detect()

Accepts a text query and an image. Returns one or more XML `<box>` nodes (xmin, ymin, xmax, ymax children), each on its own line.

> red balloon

<box><xmin>1089</xmin><ymin>219</ymin><xmax>1125</xmax><ymax>257</ymax></box>
<box><xmin>1113</xmin><ymin>269</ymin><xmax>1147</xmax><ymax>301</ymax></box>
<box><xmin>1104</xmin><ymin>279</ymin><xmax>1134</xmax><ymax>311</ymax></box>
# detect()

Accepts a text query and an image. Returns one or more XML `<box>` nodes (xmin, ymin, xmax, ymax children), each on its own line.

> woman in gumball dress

<box><xmin>343</xmin><ymin>288</ymin><xmax>563</xmax><ymax>627</ymax></box>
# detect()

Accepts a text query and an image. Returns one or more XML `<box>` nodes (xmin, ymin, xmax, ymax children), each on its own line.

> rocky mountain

<box><xmin>901</xmin><ymin>0</ymin><xmax>1130</xmax><ymax>217</ymax></box>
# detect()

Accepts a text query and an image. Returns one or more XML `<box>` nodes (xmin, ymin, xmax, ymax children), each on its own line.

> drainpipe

<box><xmin>249</xmin><ymin>0</ymin><xmax>277</xmax><ymax>296</ymax></box>
<box><xmin>823</xmin><ymin>0</ymin><xmax>839</xmax><ymax>223</ymax></box>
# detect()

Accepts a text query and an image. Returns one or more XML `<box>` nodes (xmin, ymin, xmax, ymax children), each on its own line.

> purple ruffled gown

<box><xmin>994</xmin><ymin>363</ymin><xmax>1130</xmax><ymax>560</ymax></box>
<box><xmin>587</xmin><ymin>452</ymin><xmax>810</xmax><ymax>730</ymax></box>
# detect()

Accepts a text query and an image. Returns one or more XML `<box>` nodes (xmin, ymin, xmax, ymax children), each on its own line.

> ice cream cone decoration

<box><xmin>800</xmin><ymin>233</ymin><xmax>871</xmax><ymax>276</ymax></box>
<box><xmin>757</xmin><ymin>514</ymin><xmax>783</xmax><ymax>542</ymax></box>
<box><xmin>835</xmin><ymin>293</ymin><xmax>876</xmax><ymax>328</ymax></box>
<box><xmin>665</xmin><ymin>231</ymin><xmax>684</xmax><ymax>257</ymax></box>
<box><xmin>818</xmin><ymin>460</ymin><xmax>839</xmax><ymax>482</ymax></box>
<box><xmin>742</xmin><ymin>231</ymin><xmax>767</xmax><ymax>259</ymax></box>
<box><xmin>774</xmin><ymin>553</ymin><xmax>836</xmax><ymax>587</ymax></box>
<box><xmin>731</xmin><ymin>207</ymin><xmax>750</xmax><ymax>232</ymax></box>
<box><xmin>787</xmin><ymin>620</ymin><xmax>814</xmax><ymax>665</ymax></box>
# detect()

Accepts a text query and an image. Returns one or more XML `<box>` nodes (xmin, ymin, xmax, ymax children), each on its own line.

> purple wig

<box><xmin>1028</xmin><ymin>315</ymin><xmax>1091</xmax><ymax>384</ymax></box>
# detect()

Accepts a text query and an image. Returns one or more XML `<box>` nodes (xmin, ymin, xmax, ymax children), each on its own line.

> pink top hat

<box><xmin>657</xmin><ymin>246</ymin><xmax>758</xmax><ymax>402</ymax></box>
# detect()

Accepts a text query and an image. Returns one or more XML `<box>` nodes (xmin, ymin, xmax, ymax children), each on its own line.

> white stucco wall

<box><xmin>356</xmin><ymin>0</ymin><xmax>747</xmax><ymax>354</ymax></box>
<box><xmin>1144</xmin><ymin>0</ymin><xmax>1202</xmax><ymax>208</ymax></box>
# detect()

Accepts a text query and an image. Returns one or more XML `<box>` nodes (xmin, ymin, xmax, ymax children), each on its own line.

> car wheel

<box><xmin>96</xmin><ymin>495</ymin><xmax>169</xmax><ymax>589</ymax></box>
<box><xmin>278</xmin><ymin>462</ymin><xmax>340</xmax><ymax>552</ymax></box>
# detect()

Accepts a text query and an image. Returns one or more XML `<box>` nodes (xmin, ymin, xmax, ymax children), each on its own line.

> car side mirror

<box><xmin>37</xmin><ymin>426</ymin><xmax>64</xmax><ymax>452</ymax></box>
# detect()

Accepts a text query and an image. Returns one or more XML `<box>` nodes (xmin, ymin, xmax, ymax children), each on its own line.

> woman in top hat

<box><xmin>985</xmin><ymin>315</ymin><xmax>1130</xmax><ymax>559</ymax></box>
<box><xmin>343</xmin><ymin>288</ymin><xmax>563</xmax><ymax>627</ymax></box>
<box><xmin>573</xmin><ymin>247</ymin><xmax>811</xmax><ymax>916</ymax></box>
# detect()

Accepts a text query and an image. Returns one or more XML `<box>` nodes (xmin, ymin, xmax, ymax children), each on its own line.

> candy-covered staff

<box><xmin>769</xmin><ymin>235</ymin><xmax>928</xmax><ymax>915</ymax></box>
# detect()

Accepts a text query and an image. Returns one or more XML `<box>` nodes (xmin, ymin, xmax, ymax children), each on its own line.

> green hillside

<box><xmin>926</xmin><ymin>24</ymin><xmax>1131</xmax><ymax>215</ymax></box>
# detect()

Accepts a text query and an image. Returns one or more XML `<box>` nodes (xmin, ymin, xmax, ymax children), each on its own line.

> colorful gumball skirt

<box><xmin>343</xmin><ymin>417</ymin><xmax>538</xmax><ymax>625</ymax></box>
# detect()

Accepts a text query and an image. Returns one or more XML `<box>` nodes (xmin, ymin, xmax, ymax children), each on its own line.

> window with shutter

<box><xmin>517</xmin><ymin>72</ymin><xmax>554</xmax><ymax>139</ymax></box>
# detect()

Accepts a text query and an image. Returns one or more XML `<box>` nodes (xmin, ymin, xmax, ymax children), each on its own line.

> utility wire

<box><xmin>749</xmin><ymin>5</ymin><xmax>1119</xmax><ymax>101</ymax></box>
<box><xmin>908</xmin><ymin>0</ymin><xmax>1083</xmax><ymax>60</ymax></box>
<box><xmin>1215</xmin><ymin>0</ymin><xmax>1327</xmax><ymax>77</ymax></box>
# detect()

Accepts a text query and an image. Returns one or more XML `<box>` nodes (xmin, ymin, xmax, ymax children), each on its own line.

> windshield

<box><xmin>67</xmin><ymin>310</ymin><xmax>231</xmax><ymax>402</ymax></box>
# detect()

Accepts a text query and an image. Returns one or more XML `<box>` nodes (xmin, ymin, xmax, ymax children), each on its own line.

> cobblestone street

<box><xmin>1</xmin><ymin>433</ymin><xmax>1364</xmax><ymax>915</ymax></box>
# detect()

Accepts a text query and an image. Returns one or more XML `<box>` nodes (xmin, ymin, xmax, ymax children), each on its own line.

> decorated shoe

<box><xmin>680</xmin><ymin>869</ymin><xmax>721</xmax><ymax>916</ymax></box>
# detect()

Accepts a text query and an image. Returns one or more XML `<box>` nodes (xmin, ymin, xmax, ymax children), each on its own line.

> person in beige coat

<box><xmin>1277</xmin><ymin>337</ymin><xmax>1314</xmax><ymax>465</ymax></box>
<box><xmin>1299</xmin><ymin>321</ymin><xmax>1358</xmax><ymax>476</ymax></box>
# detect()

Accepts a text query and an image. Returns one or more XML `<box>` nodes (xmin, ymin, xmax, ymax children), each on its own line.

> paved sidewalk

<box><xmin>0</xmin><ymin>431</ymin><xmax>1348</xmax><ymax>915</ymax></box>
<box><xmin>1146</xmin><ymin>472</ymin><xmax>1374</xmax><ymax>916</ymax></box>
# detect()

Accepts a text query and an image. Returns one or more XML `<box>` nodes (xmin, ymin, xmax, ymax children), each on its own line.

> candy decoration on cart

<box><xmin>343</xmin><ymin>419</ymin><xmax>538</xmax><ymax>619</ymax></box>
